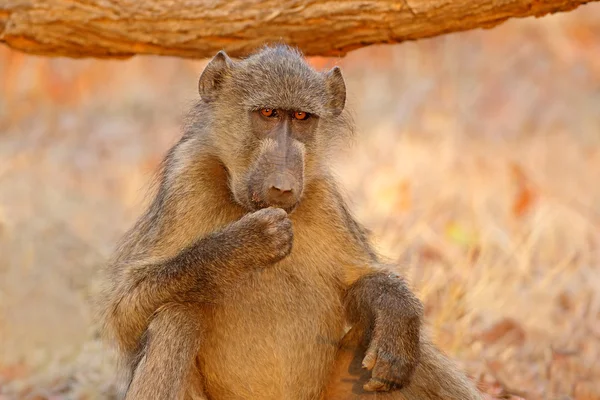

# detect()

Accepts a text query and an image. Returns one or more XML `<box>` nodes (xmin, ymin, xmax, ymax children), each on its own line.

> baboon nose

<box><xmin>263</xmin><ymin>174</ymin><xmax>298</xmax><ymax>208</ymax></box>
<box><xmin>266</xmin><ymin>178</ymin><xmax>296</xmax><ymax>206</ymax></box>
<box><xmin>268</xmin><ymin>185</ymin><xmax>293</xmax><ymax>200</ymax></box>
<box><xmin>270</xmin><ymin>175</ymin><xmax>294</xmax><ymax>195</ymax></box>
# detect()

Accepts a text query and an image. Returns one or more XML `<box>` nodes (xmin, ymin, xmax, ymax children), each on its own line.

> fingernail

<box><xmin>362</xmin><ymin>353</ymin><xmax>376</xmax><ymax>370</ymax></box>
<box><xmin>363</xmin><ymin>380</ymin><xmax>385</xmax><ymax>392</ymax></box>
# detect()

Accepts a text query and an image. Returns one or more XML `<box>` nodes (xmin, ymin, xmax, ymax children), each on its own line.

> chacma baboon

<box><xmin>99</xmin><ymin>45</ymin><xmax>482</xmax><ymax>400</ymax></box>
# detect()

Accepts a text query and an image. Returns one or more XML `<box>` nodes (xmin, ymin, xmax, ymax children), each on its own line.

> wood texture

<box><xmin>0</xmin><ymin>0</ymin><xmax>596</xmax><ymax>59</ymax></box>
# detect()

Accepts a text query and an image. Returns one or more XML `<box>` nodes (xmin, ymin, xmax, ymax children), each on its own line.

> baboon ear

<box><xmin>325</xmin><ymin>66</ymin><xmax>346</xmax><ymax>117</ymax></box>
<box><xmin>198</xmin><ymin>51</ymin><xmax>233</xmax><ymax>102</ymax></box>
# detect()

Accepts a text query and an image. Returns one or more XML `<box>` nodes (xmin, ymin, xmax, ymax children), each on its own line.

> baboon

<box><xmin>99</xmin><ymin>45</ymin><xmax>482</xmax><ymax>400</ymax></box>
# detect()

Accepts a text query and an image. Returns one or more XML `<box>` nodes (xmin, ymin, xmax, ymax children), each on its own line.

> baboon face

<box><xmin>198</xmin><ymin>45</ymin><xmax>347</xmax><ymax>213</ymax></box>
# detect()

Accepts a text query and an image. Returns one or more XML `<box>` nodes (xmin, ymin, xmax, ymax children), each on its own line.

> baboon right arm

<box><xmin>108</xmin><ymin>226</ymin><xmax>245</xmax><ymax>354</ymax></box>
<box><xmin>124</xmin><ymin>303</ymin><xmax>207</xmax><ymax>400</ymax></box>
<box><xmin>106</xmin><ymin>207</ymin><xmax>292</xmax><ymax>354</ymax></box>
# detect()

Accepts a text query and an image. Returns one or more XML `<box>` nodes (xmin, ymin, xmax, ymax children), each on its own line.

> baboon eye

<box><xmin>294</xmin><ymin>111</ymin><xmax>309</xmax><ymax>120</ymax></box>
<box><xmin>260</xmin><ymin>108</ymin><xmax>276</xmax><ymax>117</ymax></box>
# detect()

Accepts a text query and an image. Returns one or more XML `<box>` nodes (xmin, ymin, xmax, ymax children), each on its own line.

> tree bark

<box><xmin>0</xmin><ymin>0</ymin><xmax>595</xmax><ymax>59</ymax></box>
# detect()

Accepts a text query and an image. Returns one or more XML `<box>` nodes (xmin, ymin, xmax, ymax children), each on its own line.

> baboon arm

<box><xmin>126</xmin><ymin>303</ymin><xmax>206</xmax><ymax>400</ymax></box>
<box><xmin>342</xmin><ymin>269</ymin><xmax>423</xmax><ymax>385</ymax></box>
<box><xmin>343</xmin><ymin>268</ymin><xmax>423</xmax><ymax>332</ymax></box>
<box><xmin>324</xmin><ymin>326</ymin><xmax>482</xmax><ymax>400</ymax></box>
<box><xmin>107</xmin><ymin>226</ymin><xmax>250</xmax><ymax>354</ymax></box>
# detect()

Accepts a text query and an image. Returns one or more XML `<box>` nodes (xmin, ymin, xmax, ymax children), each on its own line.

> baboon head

<box><xmin>198</xmin><ymin>45</ymin><xmax>349</xmax><ymax>213</ymax></box>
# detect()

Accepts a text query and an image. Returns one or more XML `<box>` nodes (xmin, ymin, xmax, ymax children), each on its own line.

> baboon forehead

<box><xmin>231</xmin><ymin>46</ymin><xmax>329</xmax><ymax>115</ymax></box>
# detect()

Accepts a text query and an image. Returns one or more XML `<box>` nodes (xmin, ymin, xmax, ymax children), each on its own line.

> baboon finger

<box><xmin>363</xmin><ymin>378</ymin><xmax>391</xmax><ymax>392</ymax></box>
<box><xmin>361</xmin><ymin>342</ymin><xmax>377</xmax><ymax>370</ymax></box>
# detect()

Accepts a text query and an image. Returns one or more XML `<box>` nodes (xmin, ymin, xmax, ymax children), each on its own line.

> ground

<box><xmin>0</xmin><ymin>4</ymin><xmax>599</xmax><ymax>399</ymax></box>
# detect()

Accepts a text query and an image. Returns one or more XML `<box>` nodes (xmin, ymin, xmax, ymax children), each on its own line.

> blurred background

<box><xmin>1</xmin><ymin>4</ymin><xmax>599</xmax><ymax>399</ymax></box>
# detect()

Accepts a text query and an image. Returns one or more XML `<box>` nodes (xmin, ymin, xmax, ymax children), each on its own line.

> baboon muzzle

<box><xmin>249</xmin><ymin>123</ymin><xmax>304</xmax><ymax>212</ymax></box>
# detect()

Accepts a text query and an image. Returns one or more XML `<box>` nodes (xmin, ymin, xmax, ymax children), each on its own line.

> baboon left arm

<box><xmin>334</xmin><ymin>193</ymin><xmax>423</xmax><ymax>389</ymax></box>
<box><xmin>332</xmin><ymin>269</ymin><xmax>481</xmax><ymax>398</ymax></box>
<box><xmin>343</xmin><ymin>268</ymin><xmax>423</xmax><ymax>346</ymax></box>
<box><xmin>341</xmin><ymin>266</ymin><xmax>423</xmax><ymax>390</ymax></box>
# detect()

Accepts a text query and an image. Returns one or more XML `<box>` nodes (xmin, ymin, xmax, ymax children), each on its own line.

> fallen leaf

<box><xmin>0</xmin><ymin>363</ymin><xmax>29</xmax><ymax>381</ymax></box>
<box><xmin>445</xmin><ymin>222</ymin><xmax>478</xmax><ymax>246</ymax></box>
<box><xmin>479</xmin><ymin>318</ymin><xmax>526</xmax><ymax>346</ymax></box>
<box><xmin>574</xmin><ymin>381</ymin><xmax>600</xmax><ymax>400</ymax></box>
<box><xmin>510</xmin><ymin>163</ymin><xmax>538</xmax><ymax>218</ymax></box>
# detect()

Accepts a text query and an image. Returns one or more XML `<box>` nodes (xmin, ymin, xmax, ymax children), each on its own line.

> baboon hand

<box><xmin>361</xmin><ymin>312</ymin><xmax>420</xmax><ymax>392</ymax></box>
<box><xmin>233</xmin><ymin>207</ymin><xmax>293</xmax><ymax>266</ymax></box>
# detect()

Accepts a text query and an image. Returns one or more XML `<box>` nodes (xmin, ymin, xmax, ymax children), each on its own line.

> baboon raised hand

<box><xmin>99</xmin><ymin>45</ymin><xmax>482</xmax><ymax>400</ymax></box>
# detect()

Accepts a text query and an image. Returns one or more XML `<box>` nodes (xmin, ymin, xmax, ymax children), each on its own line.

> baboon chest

<box><xmin>199</xmin><ymin>260</ymin><xmax>346</xmax><ymax>400</ymax></box>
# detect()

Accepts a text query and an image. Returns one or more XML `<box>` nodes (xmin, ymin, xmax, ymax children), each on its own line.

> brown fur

<box><xmin>98</xmin><ymin>45</ymin><xmax>482</xmax><ymax>400</ymax></box>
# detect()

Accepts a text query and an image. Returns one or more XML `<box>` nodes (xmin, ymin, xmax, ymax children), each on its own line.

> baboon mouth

<box><xmin>246</xmin><ymin>190</ymin><xmax>300</xmax><ymax>214</ymax></box>
<box><xmin>251</xmin><ymin>198</ymin><xmax>299</xmax><ymax>214</ymax></box>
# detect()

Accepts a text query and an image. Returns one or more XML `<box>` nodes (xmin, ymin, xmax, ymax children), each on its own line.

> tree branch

<box><xmin>0</xmin><ymin>0</ymin><xmax>595</xmax><ymax>59</ymax></box>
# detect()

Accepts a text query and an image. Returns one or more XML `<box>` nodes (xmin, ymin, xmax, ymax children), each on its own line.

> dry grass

<box><xmin>1</xmin><ymin>5</ymin><xmax>600</xmax><ymax>399</ymax></box>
